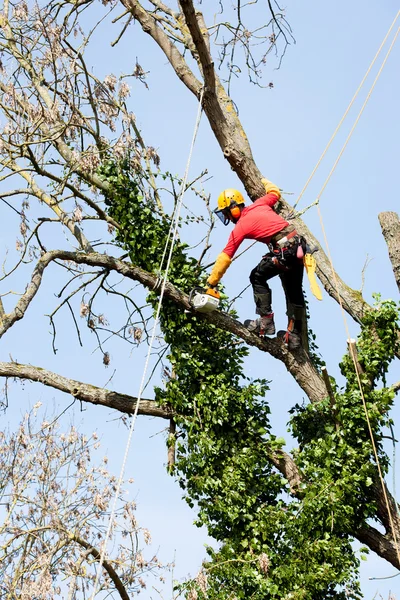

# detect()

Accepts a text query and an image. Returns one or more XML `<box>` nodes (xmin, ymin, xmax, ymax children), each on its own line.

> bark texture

<box><xmin>0</xmin><ymin>361</ymin><xmax>170</xmax><ymax>419</ymax></box>
<box><xmin>356</xmin><ymin>523</ymin><xmax>400</xmax><ymax>569</ymax></box>
<box><xmin>379</xmin><ymin>211</ymin><xmax>400</xmax><ymax>293</ymax></box>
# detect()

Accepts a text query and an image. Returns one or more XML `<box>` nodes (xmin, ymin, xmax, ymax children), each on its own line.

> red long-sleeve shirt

<box><xmin>222</xmin><ymin>193</ymin><xmax>289</xmax><ymax>258</ymax></box>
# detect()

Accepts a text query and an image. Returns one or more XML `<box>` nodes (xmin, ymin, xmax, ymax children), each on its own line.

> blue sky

<box><xmin>1</xmin><ymin>0</ymin><xmax>400</xmax><ymax>597</ymax></box>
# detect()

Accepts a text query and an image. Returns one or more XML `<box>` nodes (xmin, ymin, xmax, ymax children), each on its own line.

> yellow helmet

<box><xmin>215</xmin><ymin>189</ymin><xmax>245</xmax><ymax>225</ymax></box>
<box><xmin>217</xmin><ymin>189</ymin><xmax>245</xmax><ymax>210</ymax></box>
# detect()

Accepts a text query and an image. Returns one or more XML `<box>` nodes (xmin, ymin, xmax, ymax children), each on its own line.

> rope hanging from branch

<box><xmin>90</xmin><ymin>86</ymin><xmax>205</xmax><ymax>598</ymax></box>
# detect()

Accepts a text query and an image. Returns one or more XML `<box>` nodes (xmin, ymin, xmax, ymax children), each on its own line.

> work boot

<box><xmin>277</xmin><ymin>329</ymin><xmax>302</xmax><ymax>350</ymax></box>
<box><xmin>277</xmin><ymin>316</ymin><xmax>303</xmax><ymax>350</ymax></box>
<box><xmin>277</xmin><ymin>329</ymin><xmax>301</xmax><ymax>350</ymax></box>
<box><xmin>244</xmin><ymin>313</ymin><xmax>275</xmax><ymax>336</ymax></box>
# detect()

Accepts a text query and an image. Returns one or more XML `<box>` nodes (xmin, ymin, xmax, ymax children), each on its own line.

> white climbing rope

<box><xmin>314</xmin><ymin>25</ymin><xmax>400</xmax><ymax>206</ymax></box>
<box><xmin>90</xmin><ymin>86</ymin><xmax>205</xmax><ymax>598</ymax></box>
<box><xmin>292</xmin><ymin>9</ymin><xmax>399</xmax><ymax>212</ymax></box>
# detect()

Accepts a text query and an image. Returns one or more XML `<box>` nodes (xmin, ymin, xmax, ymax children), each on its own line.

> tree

<box><xmin>0</xmin><ymin>1</ymin><xmax>399</xmax><ymax>598</ymax></box>
<box><xmin>0</xmin><ymin>406</ymin><xmax>167</xmax><ymax>598</ymax></box>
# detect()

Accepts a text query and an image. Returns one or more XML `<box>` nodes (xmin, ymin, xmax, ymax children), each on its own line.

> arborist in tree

<box><xmin>207</xmin><ymin>178</ymin><xmax>307</xmax><ymax>350</ymax></box>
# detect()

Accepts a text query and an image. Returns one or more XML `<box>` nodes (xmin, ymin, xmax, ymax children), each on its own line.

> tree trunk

<box><xmin>378</xmin><ymin>211</ymin><xmax>400</xmax><ymax>293</ymax></box>
<box><xmin>126</xmin><ymin>0</ymin><xmax>370</xmax><ymax>325</ymax></box>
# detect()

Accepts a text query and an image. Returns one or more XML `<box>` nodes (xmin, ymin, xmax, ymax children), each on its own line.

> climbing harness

<box><xmin>269</xmin><ymin>224</ymin><xmax>322</xmax><ymax>300</ymax></box>
<box><xmin>91</xmin><ymin>86</ymin><xmax>205</xmax><ymax>598</ymax></box>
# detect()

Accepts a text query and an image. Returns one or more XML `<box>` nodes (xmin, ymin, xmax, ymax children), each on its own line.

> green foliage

<box><xmin>100</xmin><ymin>161</ymin><xmax>399</xmax><ymax>600</ymax></box>
<box><xmin>99</xmin><ymin>159</ymin><xmax>198</xmax><ymax>284</ymax></box>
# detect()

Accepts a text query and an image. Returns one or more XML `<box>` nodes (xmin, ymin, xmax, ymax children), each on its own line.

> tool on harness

<box><xmin>303</xmin><ymin>251</ymin><xmax>322</xmax><ymax>301</ymax></box>
<box><xmin>189</xmin><ymin>286</ymin><xmax>220</xmax><ymax>313</ymax></box>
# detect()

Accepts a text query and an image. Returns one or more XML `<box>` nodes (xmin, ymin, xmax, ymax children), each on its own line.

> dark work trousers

<box><xmin>249</xmin><ymin>244</ymin><xmax>305</xmax><ymax>333</ymax></box>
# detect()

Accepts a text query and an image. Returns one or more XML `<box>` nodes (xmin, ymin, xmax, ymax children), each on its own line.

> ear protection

<box><xmin>230</xmin><ymin>205</ymin><xmax>241</xmax><ymax>219</ymax></box>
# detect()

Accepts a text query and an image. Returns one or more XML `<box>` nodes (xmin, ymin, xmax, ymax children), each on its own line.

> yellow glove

<box><xmin>304</xmin><ymin>253</ymin><xmax>322</xmax><ymax>301</ymax></box>
<box><xmin>261</xmin><ymin>177</ymin><xmax>281</xmax><ymax>199</ymax></box>
<box><xmin>207</xmin><ymin>252</ymin><xmax>232</xmax><ymax>287</ymax></box>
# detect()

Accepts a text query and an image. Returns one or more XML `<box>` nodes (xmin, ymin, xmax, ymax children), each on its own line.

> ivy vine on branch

<box><xmin>100</xmin><ymin>161</ymin><xmax>399</xmax><ymax>600</ymax></box>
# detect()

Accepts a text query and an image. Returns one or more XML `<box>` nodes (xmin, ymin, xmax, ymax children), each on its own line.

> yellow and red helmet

<box><xmin>215</xmin><ymin>189</ymin><xmax>245</xmax><ymax>225</ymax></box>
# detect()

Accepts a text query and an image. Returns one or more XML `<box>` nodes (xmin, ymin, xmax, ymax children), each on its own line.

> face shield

<box><xmin>214</xmin><ymin>206</ymin><xmax>231</xmax><ymax>226</ymax></box>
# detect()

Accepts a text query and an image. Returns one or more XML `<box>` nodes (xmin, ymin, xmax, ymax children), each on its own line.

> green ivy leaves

<box><xmin>101</xmin><ymin>161</ymin><xmax>399</xmax><ymax>600</ymax></box>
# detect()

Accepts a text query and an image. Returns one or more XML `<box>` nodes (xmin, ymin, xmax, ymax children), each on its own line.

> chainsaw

<box><xmin>189</xmin><ymin>286</ymin><xmax>220</xmax><ymax>313</ymax></box>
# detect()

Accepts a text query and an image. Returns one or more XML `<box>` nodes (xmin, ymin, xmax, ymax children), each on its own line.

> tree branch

<box><xmin>8</xmin><ymin>160</ymin><xmax>93</xmax><ymax>252</ymax></box>
<box><xmin>122</xmin><ymin>0</ymin><xmax>202</xmax><ymax>95</ymax></box>
<box><xmin>125</xmin><ymin>1</ymin><xmax>371</xmax><ymax>326</ymax></box>
<box><xmin>0</xmin><ymin>360</ymin><xmax>170</xmax><ymax>419</ymax></box>
<box><xmin>378</xmin><ymin>211</ymin><xmax>400</xmax><ymax>293</ymax></box>
<box><xmin>17</xmin><ymin>249</ymin><xmax>328</xmax><ymax>401</ymax></box>
<box><xmin>356</xmin><ymin>523</ymin><xmax>400</xmax><ymax>569</ymax></box>
<box><xmin>179</xmin><ymin>0</ymin><xmax>215</xmax><ymax>88</ymax></box>
<box><xmin>0</xmin><ymin>251</ymin><xmax>65</xmax><ymax>338</ymax></box>
<box><xmin>0</xmin><ymin>357</ymin><xmax>304</xmax><ymax>497</ymax></box>
<box><xmin>69</xmin><ymin>533</ymin><xmax>130</xmax><ymax>600</ymax></box>
<box><xmin>269</xmin><ymin>448</ymin><xmax>302</xmax><ymax>494</ymax></box>
<box><xmin>371</xmin><ymin>479</ymin><xmax>400</xmax><ymax>543</ymax></box>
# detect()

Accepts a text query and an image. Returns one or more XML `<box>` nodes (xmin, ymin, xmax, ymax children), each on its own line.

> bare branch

<box><xmin>179</xmin><ymin>0</ymin><xmax>215</xmax><ymax>89</ymax></box>
<box><xmin>68</xmin><ymin>534</ymin><xmax>130</xmax><ymax>600</ymax></box>
<box><xmin>0</xmin><ymin>360</ymin><xmax>170</xmax><ymax>419</ymax></box>
<box><xmin>8</xmin><ymin>160</ymin><xmax>93</xmax><ymax>251</ymax></box>
<box><xmin>122</xmin><ymin>0</ymin><xmax>202</xmax><ymax>95</ymax></box>
<box><xmin>269</xmin><ymin>448</ymin><xmax>301</xmax><ymax>494</ymax></box>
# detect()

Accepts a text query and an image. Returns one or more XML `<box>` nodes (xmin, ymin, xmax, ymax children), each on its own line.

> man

<box><xmin>207</xmin><ymin>179</ymin><xmax>306</xmax><ymax>350</ymax></box>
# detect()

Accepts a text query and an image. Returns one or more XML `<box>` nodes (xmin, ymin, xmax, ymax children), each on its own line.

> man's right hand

<box><xmin>207</xmin><ymin>252</ymin><xmax>232</xmax><ymax>287</ymax></box>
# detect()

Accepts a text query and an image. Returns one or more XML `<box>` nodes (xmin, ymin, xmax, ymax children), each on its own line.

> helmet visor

<box><xmin>214</xmin><ymin>207</ymin><xmax>231</xmax><ymax>226</ymax></box>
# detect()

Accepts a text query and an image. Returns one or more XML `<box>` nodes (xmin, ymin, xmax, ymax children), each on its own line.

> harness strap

<box><xmin>270</xmin><ymin>225</ymin><xmax>296</xmax><ymax>246</ymax></box>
